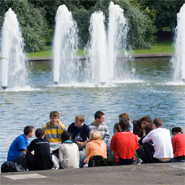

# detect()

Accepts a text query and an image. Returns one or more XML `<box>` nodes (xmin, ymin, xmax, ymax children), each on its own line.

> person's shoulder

<box><xmin>68</xmin><ymin>122</ymin><xmax>75</xmax><ymax>127</ymax></box>
<box><xmin>43</xmin><ymin>121</ymin><xmax>50</xmax><ymax>128</ymax></box>
<box><xmin>58</xmin><ymin>121</ymin><xmax>65</xmax><ymax>128</ymax></box>
<box><xmin>88</xmin><ymin>121</ymin><xmax>94</xmax><ymax>126</ymax></box>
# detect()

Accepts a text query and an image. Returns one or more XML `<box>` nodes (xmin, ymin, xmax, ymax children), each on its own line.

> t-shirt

<box><xmin>172</xmin><ymin>133</ymin><xmax>185</xmax><ymax>158</ymax></box>
<box><xmin>110</xmin><ymin>131</ymin><xmax>138</xmax><ymax>163</ymax></box>
<box><xmin>7</xmin><ymin>134</ymin><xmax>28</xmax><ymax>161</ymax></box>
<box><xmin>59</xmin><ymin>142</ymin><xmax>79</xmax><ymax>169</ymax></box>
<box><xmin>27</xmin><ymin>137</ymin><xmax>53</xmax><ymax>170</ymax></box>
<box><xmin>142</xmin><ymin>127</ymin><xmax>173</xmax><ymax>159</ymax></box>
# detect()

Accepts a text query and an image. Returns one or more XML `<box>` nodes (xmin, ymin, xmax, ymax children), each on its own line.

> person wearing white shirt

<box><xmin>142</xmin><ymin>118</ymin><xmax>173</xmax><ymax>163</ymax></box>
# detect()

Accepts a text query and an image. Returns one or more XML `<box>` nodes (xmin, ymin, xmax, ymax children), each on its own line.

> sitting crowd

<box><xmin>4</xmin><ymin>110</ymin><xmax>185</xmax><ymax>171</ymax></box>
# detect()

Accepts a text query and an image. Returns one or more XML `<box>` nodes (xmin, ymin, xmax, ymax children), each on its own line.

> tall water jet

<box><xmin>53</xmin><ymin>5</ymin><xmax>79</xmax><ymax>84</ymax></box>
<box><xmin>85</xmin><ymin>11</ymin><xmax>107</xmax><ymax>85</ymax></box>
<box><xmin>108</xmin><ymin>2</ymin><xmax>131</xmax><ymax>82</ymax></box>
<box><xmin>0</xmin><ymin>8</ymin><xmax>28</xmax><ymax>89</ymax></box>
<box><xmin>171</xmin><ymin>3</ymin><xmax>185</xmax><ymax>82</ymax></box>
<box><xmin>85</xmin><ymin>2</ymin><xmax>134</xmax><ymax>85</ymax></box>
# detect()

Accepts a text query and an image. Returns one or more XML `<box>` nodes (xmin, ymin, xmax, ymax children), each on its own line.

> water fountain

<box><xmin>85</xmin><ymin>2</ymin><xmax>134</xmax><ymax>85</ymax></box>
<box><xmin>53</xmin><ymin>5</ymin><xmax>79</xmax><ymax>84</ymax></box>
<box><xmin>0</xmin><ymin>8</ymin><xmax>28</xmax><ymax>89</ymax></box>
<box><xmin>171</xmin><ymin>3</ymin><xmax>185</xmax><ymax>82</ymax></box>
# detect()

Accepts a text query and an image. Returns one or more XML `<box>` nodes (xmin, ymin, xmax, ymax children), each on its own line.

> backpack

<box><xmin>1</xmin><ymin>161</ymin><xmax>26</xmax><ymax>173</ymax></box>
<box><xmin>88</xmin><ymin>155</ymin><xmax>107</xmax><ymax>167</ymax></box>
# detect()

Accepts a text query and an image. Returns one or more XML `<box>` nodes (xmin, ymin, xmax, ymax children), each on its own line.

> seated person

<box><xmin>88</xmin><ymin>111</ymin><xmax>110</xmax><ymax>157</ymax></box>
<box><xmin>7</xmin><ymin>126</ymin><xmax>34</xmax><ymax>168</ymax></box>
<box><xmin>105</xmin><ymin>118</ymin><xmax>138</xmax><ymax>165</ymax></box>
<box><xmin>137</xmin><ymin>123</ymin><xmax>153</xmax><ymax>163</ymax></box>
<box><xmin>26</xmin><ymin>128</ymin><xmax>53</xmax><ymax>171</ymax></box>
<box><xmin>132</xmin><ymin>116</ymin><xmax>152</xmax><ymax>140</ymax></box>
<box><xmin>59</xmin><ymin>131</ymin><xmax>79</xmax><ymax>169</ymax></box>
<box><xmin>42</xmin><ymin>111</ymin><xmax>65</xmax><ymax>143</ymax></box>
<box><xmin>171</xmin><ymin>127</ymin><xmax>185</xmax><ymax>161</ymax></box>
<box><xmin>68</xmin><ymin>114</ymin><xmax>90</xmax><ymax>151</ymax></box>
<box><xmin>119</xmin><ymin>112</ymin><xmax>133</xmax><ymax>132</ymax></box>
<box><xmin>80</xmin><ymin>130</ymin><xmax>107</xmax><ymax>167</ymax></box>
<box><xmin>113</xmin><ymin>123</ymin><xmax>120</xmax><ymax>135</ymax></box>
<box><xmin>142</xmin><ymin>118</ymin><xmax>173</xmax><ymax>163</ymax></box>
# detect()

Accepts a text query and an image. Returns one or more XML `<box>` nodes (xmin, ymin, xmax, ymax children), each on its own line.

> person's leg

<box><xmin>25</xmin><ymin>152</ymin><xmax>34</xmax><ymax>170</ymax></box>
<box><xmin>143</xmin><ymin>142</ymin><xmax>155</xmax><ymax>163</ymax></box>
<box><xmin>79</xmin><ymin>151</ymin><xmax>86</xmax><ymax>167</ymax></box>
<box><xmin>137</xmin><ymin>148</ymin><xmax>149</xmax><ymax>163</ymax></box>
<box><xmin>13</xmin><ymin>155</ymin><xmax>28</xmax><ymax>169</ymax></box>
<box><xmin>106</xmin><ymin>142</ymin><xmax>110</xmax><ymax>158</ymax></box>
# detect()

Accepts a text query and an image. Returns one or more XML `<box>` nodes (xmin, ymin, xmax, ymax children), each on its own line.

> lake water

<box><xmin>1</xmin><ymin>59</ymin><xmax>185</xmax><ymax>169</ymax></box>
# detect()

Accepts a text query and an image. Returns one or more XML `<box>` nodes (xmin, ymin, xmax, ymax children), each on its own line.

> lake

<box><xmin>1</xmin><ymin>59</ymin><xmax>185</xmax><ymax>168</ymax></box>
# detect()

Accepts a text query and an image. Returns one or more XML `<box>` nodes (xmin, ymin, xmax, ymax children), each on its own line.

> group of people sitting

<box><xmin>4</xmin><ymin>110</ymin><xmax>185</xmax><ymax>171</ymax></box>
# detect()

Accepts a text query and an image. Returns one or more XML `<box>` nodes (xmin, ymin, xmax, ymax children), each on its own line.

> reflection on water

<box><xmin>0</xmin><ymin>59</ymin><xmax>185</xmax><ymax>168</ymax></box>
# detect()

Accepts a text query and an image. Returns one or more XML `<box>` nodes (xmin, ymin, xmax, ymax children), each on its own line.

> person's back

<box><xmin>143</xmin><ymin>118</ymin><xmax>173</xmax><ymax>162</ymax></box>
<box><xmin>26</xmin><ymin>128</ymin><xmax>53</xmax><ymax>171</ymax></box>
<box><xmin>59</xmin><ymin>131</ymin><xmax>79</xmax><ymax>169</ymax></box>
<box><xmin>171</xmin><ymin>127</ymin><xmax>185</xmax><ymax>160</ymax></box>
<box><xmin>84</xmin><ymin>130</ymin><xmax>107</xmax><ymax>163</ymax></box>
<box><xmin>147</xmin><ymin>128</ymin><xmax>173</xmax><ymax>158</ymax></box>
<box><xmin>111</xmin><ymin>129</ymin><xmax>137</xmax><ymax>164</ymax></box>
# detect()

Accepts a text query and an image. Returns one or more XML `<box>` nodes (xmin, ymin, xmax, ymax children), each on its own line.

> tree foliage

<box><xmin>139</xmin><ymin>0</ymin><xmax>185</xmax><ymax>30</ymax></box>
<box><xmin>0</xmin><ymin>0</ymin><xmax>48</xmax><ymax>52</ymax></box>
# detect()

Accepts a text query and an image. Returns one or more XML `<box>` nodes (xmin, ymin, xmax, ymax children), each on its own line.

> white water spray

<box><xmin>171</xmin><ymin>3</ymin><xmax>185</xmax><ymax>82</ymax></box>
<box><xmin>85</xmin><ymin>2</ymin><xmax>134</xmax><ymax>85</ymax></box>
<box><xmin>85</xmin><ymin>12</ymin><xmax>107</xmax><ymax>85</ymax></box>
<box><xmin>0</xmin><ymin>8</ymin><xmax>28</xmax><ymax>89</ymax></box>
<box><xmin>53</xmin><ymin>5</ymin><xmax>79</xmax><ymax>84</ymax></box>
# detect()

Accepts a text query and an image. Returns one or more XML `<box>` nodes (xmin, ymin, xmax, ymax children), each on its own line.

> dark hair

<box><xmin>113</xmin><ymin>123</ymin><xmax>120</xmax><ymax>133</ymax></box>
<box><xmin>119</xmin><ymin>118</ymin><xmax>129</xmax><ymax>130</ymax></box>
<box><xmin>94</xmin><ymin>111</ymin><xmax>104</xmax><ymax>119</ymax></box>
<box><xmin>153</xmin><ymin>118</ymin><xmax>162</xmax><ymax>128</ymax></box>
<box><xmin>172</xmin><ymin>127</ymin><xmax>183</xmax><ymax>134</ymax></box>
<box><xmin>35</xmin><ymin>128</ymin><xmax>45</xmax><ymax>138</ymax></box>
<box><xmin>50</xmin><ymin>111</ymin><xmax>59</xmax><ymax>118</ymax></box>
<box><xmin>137</xmin><ymin>116</ymin><xmax>152</xmax><ymax>137</ymax></box>
<box><xmin>144</xmin><ymin>123</ymin><xmax>153</xmax><ymax>135</ymax></box>
<box><xmin>24</xmin><ymin>126</ymin><xmax>34</xmax><ymax>135</ymax></box>
<box><xmin>61</xmin><ymin>131</ymin><xmax>71</xmax><ymax>141</ymax></box>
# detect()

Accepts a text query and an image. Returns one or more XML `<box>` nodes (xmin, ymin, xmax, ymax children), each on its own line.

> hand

<box><xmin>84</xmin><ymin>140</ymin><xmax>89</xmax><ymax>145</ymax></box>
<box><xmin>76</xmin><ymin>142</ymin><xmax>84</xmax><ymax>147</ymax></box>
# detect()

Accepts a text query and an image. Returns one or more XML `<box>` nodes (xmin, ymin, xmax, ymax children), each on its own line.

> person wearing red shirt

<box><xmin>105</xmin><ymin>118</ymin><xmax>138</xmax><ymax>165</ymax></box>
<box><xmin>172</xmin><ymin>127</ymin><xmax>185</xmax><ymax>161</ymax></box>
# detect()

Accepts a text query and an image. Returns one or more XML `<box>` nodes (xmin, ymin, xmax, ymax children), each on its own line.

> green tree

<box><xmin>0</xmin><ymin>0</ymin><xmax>48</xmax><ymax>52</ymax></box>
<box><xmin>139</xmin><ymin>0</ymin><xmax>185</xmax><ymax>30</ymax></box>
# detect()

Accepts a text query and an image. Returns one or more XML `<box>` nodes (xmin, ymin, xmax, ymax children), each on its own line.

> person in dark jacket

<box><xmin>26</xmin><ymin>128</ymin><xmax>53</xmax><ymax>171</ymax></box>
<box><xmin>68</xmin><ymin>114</ymin><xmax>90</xmax><ymax>151</ymax></box>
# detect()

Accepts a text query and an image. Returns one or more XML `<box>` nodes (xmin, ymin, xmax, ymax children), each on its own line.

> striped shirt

<box><xmin>42</xmin><ymin>121</ymin><xmax>66</xmax><ymax>143</ymax></box>
<box><xmin>88</xmin><ymin>122</ymin><xmax>110</xmax><ymax>143</ymax></box>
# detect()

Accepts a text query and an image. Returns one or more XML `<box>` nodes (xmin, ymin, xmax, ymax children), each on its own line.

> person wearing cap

<box><xmin>142</xmin><ymin>118</ymin><xmax>173</xmax><ymax>163</ymax></box>
<box><xmin>119</xmin><ymin>112</ymin><xmax>133</xmax><ymax>132</ymax></box>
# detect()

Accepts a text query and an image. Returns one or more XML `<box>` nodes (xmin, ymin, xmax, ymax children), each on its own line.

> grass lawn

<box><xmin>26</xmin><ymin>40</ymin><xmax>174</xmax><ymax>57</ymax></box>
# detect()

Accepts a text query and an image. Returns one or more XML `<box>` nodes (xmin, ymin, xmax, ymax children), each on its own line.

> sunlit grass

<box><xmin>26</xmin><ymin>40</ymin><xmax>174</xmax><ymax>57</ymax></box>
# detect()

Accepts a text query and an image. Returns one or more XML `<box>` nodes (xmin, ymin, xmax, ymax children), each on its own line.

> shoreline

<box><xmin>27</xmin><ymin>53</ymin><xmax>173</xmax><ymax>62</ymax></box>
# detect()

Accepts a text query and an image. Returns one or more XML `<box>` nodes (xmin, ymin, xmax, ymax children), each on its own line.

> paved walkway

<box><xmin>1</xmin><ymin>163</ymin><xmax>184</xmax><ymax>185</ymax></box>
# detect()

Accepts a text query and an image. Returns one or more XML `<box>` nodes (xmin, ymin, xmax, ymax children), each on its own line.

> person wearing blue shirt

<box><xmin>68</xmin><ymin>114</ymin><xmax>90</xmax><ymax>151</ymax></box>
<box><xmin>7</xmin><ymin>126</ymin><xmax>34</xmax><ymax>168</ymax></box>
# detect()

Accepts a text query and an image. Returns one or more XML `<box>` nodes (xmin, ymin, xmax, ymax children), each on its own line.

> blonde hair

<box><xmin>75</xmin><ymin>114</ymin><xmax>85</xmax><ymax>123</ymax></box>
<box><xmin>89</xmin><ymin>130</ymin><xmax>101</xmax><ymax>141</ymax></box>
